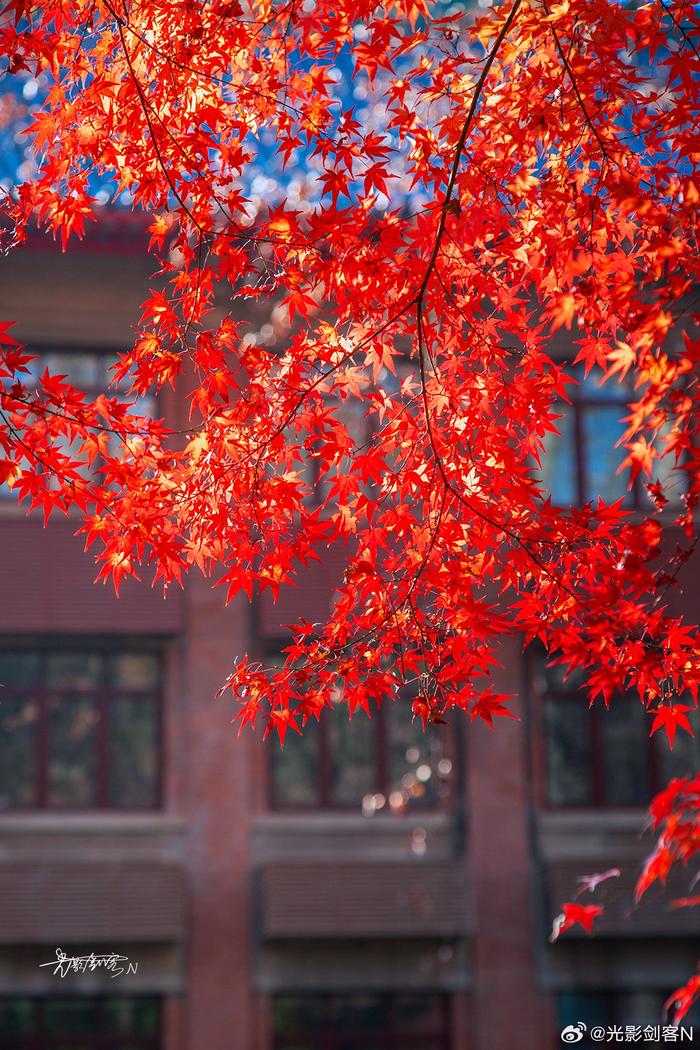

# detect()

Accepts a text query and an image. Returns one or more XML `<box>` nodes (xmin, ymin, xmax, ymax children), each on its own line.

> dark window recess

<box><xmin>270</xmin><ymin>695</ymin><xmax>453</xmax><ymax>812</ymax></box>
<box><xmin>272</xmin><ymin>993</ymin><xmax>450</xmax><ymax>1050</ymax></box>
<box><xmin>538</xmin><ymin>364</ymin><xmax>685</xmax><ymax>508</ymax></box>
<box><xmin>0</xmin><ymin>645</ymin><xmax>162</xmax><ymax>810</ymax></box>
<box><xmin>540</xmin><ymin>662</ymin><xmax>700</xmax><ymax>808</ymax></box>
<box><xmin>0</xmin><ymin>996</ymin><xmax>160</xmax><ymax>1049</ymax></box>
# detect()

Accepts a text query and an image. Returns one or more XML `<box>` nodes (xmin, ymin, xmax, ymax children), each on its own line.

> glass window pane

<box><xmin>659</xmin><ymin>726</ymin><xmax>700</xmax><ymax>784</ymax></box>
<box><xmin>42</xmin><ymin>353</ymin><xmax>99</xmax><ymax>388</ymax></box>
<box><xmin>538</xmin><ymin>404</ymin><xmax>577</xmax><ymax>505</ymax></box>
<box><xmin>0</xmin><ymin>651</ymin><xmax>40</xmax><ymax>687</ymax></box>
<box><xmin>392</xmin><ymin>995</ymin><xmax>444</xmax><ymax>1034</ymax></box>
<box><xmin>108</xmin><ymin>652</ymin><xmax>160</xmax><ymax>691</ymax></box>
<box><xmin>101</xmin><ymin>353</ymin><xmax>128</xmax><ymax>390</ymax></box>
<box><xmin>43</xmin><ymin>998</ymin><xmax>98</xmax><ymax>1033</ymax></box>
<box><xmin>329</xmin><ymin>708</ymin><xmax>375</xmax><ymax>806</ymax></box>
<box><xmin>48</xmin><ymin>696</ymin><xmax>99</xmax><ymax>806</ymax></box>
<box><xmin>616</xmin><ymin>991</ymin><xmax>665</xmax><ymax>1027</ymax></box>
<box><xmin>272</xmin><ymin>997</ymin><xmax>325</xmax><ymax>1034</ymax></box>
<box><xmin>576</xmin><ymin>367</ymin><xmax>633</xmax><ymax>401</ymax></box>
<box><xmin>13</xmin><ymin>356</ymin><xmax>42</xmax><ymax>388</ymax></box>
<box><xmin>0</xmin><ymin>998</ymin><xmax>35</xmax><ymax>1034</ymax></box>
<box><xmin>601</xmin><ymin>700</ymin><xmax>651</xmax><ymax>806</ymax></box>
<box><xmin>103</xmin><ymin>997</ymin><xmax>159</xmax><ymax>1035</ymax></box>
<box><xmin>544</xmin><ymin>701</ymin><xmax>594</xmax><ymax>806</ymax></box>
<box><xmin>109</xmin><ymin>697</ymin><xmax>159</xmax><ymax>807</ymax></box>
<box><xmin>272</xmin><ymin>717</ymin><xmax>320</xmax><ymax>807</ymax></box>
<box><xmin>386</xmin><ymin>703</ymin><xmax>440</xmax><ymax>805</ymax></box>
<box><xmin>582</xmin><ymin>406</ymin><xmax>628</xmax><ymax>503</ymax></box>
<box><xmin>557</xmin><ymin>992</ymin><xmax>611</xmax><ymax>1032</ymax></box>
<box><xmin>47</xmin><ymin>652</ymin><xmax>102</xmax><ymax>690</ymax></box>
<box><xmin>0</xmin><ymin>696</ymin><xmax>38</xmax><ymax>807</ymax></box>
<box><xmin>331</xmin><ymin>994</ymin><xmax>386</xmax><ymax>1032</ymax></box>
<box><xmin>131</xmin><ymin>394</ymin><xmax>156</xmax><ymax>419</ymax></box>
<box><xmin>540</xmin><ymin>659</ymin><xmax>585</xmax><ymax>695</ymax></box>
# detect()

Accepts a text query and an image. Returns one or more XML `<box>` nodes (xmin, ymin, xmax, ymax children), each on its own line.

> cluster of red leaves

<box><xmin>0</xmin><ymin>0</ymin><xmax>698</xmax><ymax>750</ymax></box>
<box><xmin>554</xmin><ymin>781</ymin><xmax>700</xmax><ymax>1023</ymax></box>
<box><xmin>637</xmin><ymin>776</ymin><xmax>700</xmax><ymax>907</ymax></box>
<box><xmin>638</xmin><ymin>777</ymin><xmax>700</xmax><ymax>1023</ymax></box>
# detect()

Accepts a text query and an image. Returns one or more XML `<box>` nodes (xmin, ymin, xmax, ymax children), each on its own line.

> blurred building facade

<box><xmin>0</xmin><ymin>222</ymin><xmax>698</xmax><ymax>1050</ymax></box>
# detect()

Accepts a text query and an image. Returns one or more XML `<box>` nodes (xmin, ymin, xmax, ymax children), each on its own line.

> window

<box><xmin>556</xmin><ymin>990</ymin><xmax>699</xmax><ymax>1047</ymax></box>
<box><xmin>0</xmin><ymin>643</ymin><xmax>162</xmax><ymax>809</ymax></box>
<box><xmin>1</xmin><ymin>347</ymin><xmax>156</xmax><ymax>499</ymax></box>
<box><xmin>270</xmin><ymin>696</ymin><xmax>452</xmax><ymax>811</ymax></box>
<box><xmin>0</xmin><ymin>996</ymin><xmax>160</xmax><ymax>1049</ymax></box>
<box><xmin>538</xmin><ymin>365</ymin><xmax>683</xmax><ymax>508</ymax></box>
<box><xmin>272</xmin><ymin>993</ymin><xmax>450</xmax><ymax>1049</ymax></box>
<box><xmin>540</xmin><ymin>662</ymin><xmax>700</xmax><ymax>808</ymax></box>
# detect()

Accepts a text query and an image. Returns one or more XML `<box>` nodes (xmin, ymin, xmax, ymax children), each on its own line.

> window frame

<box><xmin>530</xmin><ymin>651</ymin><xmax>699</xmax><ymax>811</ymax></box>
<box><xmin>264</xmin><ymin>641</ymin><xmax>456</xmax><ymax>813</ymax></box>
<box><xmin>0</xmin><ymin>995</ymin><xmax>161</xmax><ymax>1049</ymax></box>
<box><xmin>539</xmin><ymin>364</ymin><xmax>687</xmax><ymax>510</ymax></box>
<box><xmin>0</xmin><ymin>637</ymin><xmax>165</xmax><ymax>812</ymax></box>
<box><xmin>271</xmin><ymin>991</ymin><xmax>451</xmax><ymax>1050</ymax></box>
<box><xmin>539</xmin><ymin>680</ymin><xmax>663</xmax><ymax>810</ymax></box>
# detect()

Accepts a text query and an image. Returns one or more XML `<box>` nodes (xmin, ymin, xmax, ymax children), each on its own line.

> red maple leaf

<box><xmin>469</xmin><ymin>693</ymin><xmax>519</xmax><ymax>728</ymax></box>
<box><xmin>550</xmin><ymin>903</ymin><xmax>604</xmax><ymax>941</ymax></box>
<box><xmin>648</xmin><ymin>704</ymin><xmax>696</xmax><ymax>749</ymax></box>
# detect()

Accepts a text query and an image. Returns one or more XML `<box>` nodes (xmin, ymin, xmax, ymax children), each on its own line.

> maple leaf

<box><xmin>636</xmin><ymin>849</ymin><xmax>673</xmax><ymax>902</ymax></box>
<box><xmin>0</xmin><ymin>459</ymin><xmax>19</xmax><ymax>486</ymax></box>
<box><xmin>263</xmin><ymin>707</ymin><xmax>303</xmax><ymax>748</ymax></box>
<box><xmin>551</xmin><ymin>293</ymin><xmax>576</xmax><ymax>332</ymax></box>
<box><xmin>469</xmin><ymin>693</ymin><xmax>519</xmax><ymax>728</ymax></box>
<box><xmin>604</xmin><ymin>341</ymin><xmax>636</xmax><ymax>381</ymax></box>
<box><xmin>550</xmin><ymin>902</ymin><xmax>604</xmax><ymax>941</ymax></box>
<box><xmin>670</xmin><ymin>895</ymin><xmax>700</xmax><ymax>910</ymax></box>
<box><xmin>648</xmin><ymin>704</ymin><xmax>695</xmax><ymax>749</ymax></box>
<box><xmin>666</xmin><ymin>975</ymin><xmax>700</xmax><ymax>1026</ymax></box>
<box><xmin>363</xmin><ymin>163</ymin><xmax>396</xmax><ymax>198</ymax></box>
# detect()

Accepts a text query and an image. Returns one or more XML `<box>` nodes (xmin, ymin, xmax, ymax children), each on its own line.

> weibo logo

<box><xmin>561</xmin><ymin>1023</ymin><xmax>587</xmax><ymax>1043</ymax></box>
